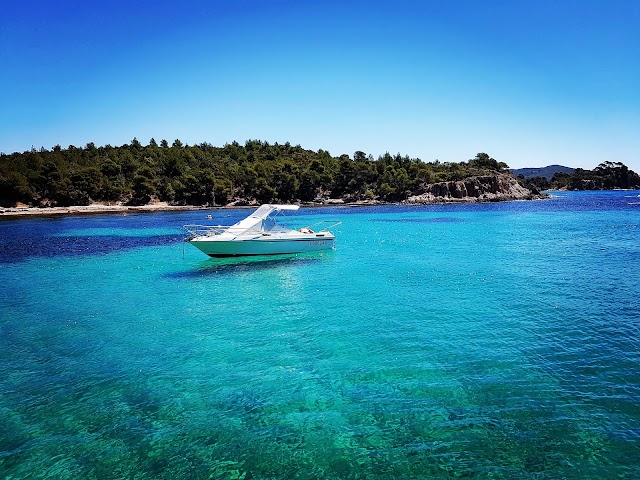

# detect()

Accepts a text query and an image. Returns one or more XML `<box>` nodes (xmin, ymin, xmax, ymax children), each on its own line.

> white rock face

<box><xmin>405</xmin><ymin>174</ymin><xmax>547</xmax><ymax>204</ymax></box>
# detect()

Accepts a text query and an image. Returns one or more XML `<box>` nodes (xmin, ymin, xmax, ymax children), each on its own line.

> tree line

<box><xmin>0</xmin><ymin>139</ymin><xmax>510</xmax><ymax>207</ymax></box>
<box><xmin>519</xmin><ymin>161</ymin><xmax>640</xmax><ymax>191</ymax></box>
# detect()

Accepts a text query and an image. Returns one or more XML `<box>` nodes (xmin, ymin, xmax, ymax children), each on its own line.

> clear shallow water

<box><xmin>1</xmin><ymin>191</ymin><xmax>639</xmax><ymax>479</ymax></box>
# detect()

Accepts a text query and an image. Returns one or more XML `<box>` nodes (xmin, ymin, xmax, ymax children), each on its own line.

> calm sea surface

<box><xmin>1</xmin><ymin>191</ymin><xmax>639</xmax><ymax>479</ymax></box>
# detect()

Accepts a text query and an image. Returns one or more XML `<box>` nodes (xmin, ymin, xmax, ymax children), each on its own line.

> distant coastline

<box><xmin>4</xmin><ymin>141</ymin><xmax>636</xmax><ymax>213</ymax></box>
<box><xmin>1</xmin><ymin>191</ymin><xmax>549</xmax><ymax>220</ymax></box>
<box><xmin>0</xmin><ymin>203</ymin><xmax>211</xmax><ymax>218</ymax></box>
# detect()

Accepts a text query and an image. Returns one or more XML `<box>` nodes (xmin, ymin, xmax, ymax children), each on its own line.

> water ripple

<box><xmin>1</xmin><ymin>191</ymin><xmax>640</xmax><ymax>478</ymax></box>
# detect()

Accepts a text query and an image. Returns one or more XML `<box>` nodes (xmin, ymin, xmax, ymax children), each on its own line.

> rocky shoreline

<box><xmin>405</xmin><ymin>173</ymin><xmax>547</xmax><ymax>204</ymax></box>
<box><xmin>1</xmin><ymin>174</ymin><xmax>547</xmax><ymax>218</ymax></box>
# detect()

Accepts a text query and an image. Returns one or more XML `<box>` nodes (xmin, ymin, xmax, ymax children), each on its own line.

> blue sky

<box><xmin>1</xmin><ymin>0</ymin><xmax>639</xmax><ymax>171</ymax></box>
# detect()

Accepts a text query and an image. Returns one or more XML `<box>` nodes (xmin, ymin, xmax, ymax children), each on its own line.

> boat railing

<box><xmin>184</xmin><ymin>219</ymin><xmax>341</xmax><ymax>238</ymax></box>
<box><xmin>183</xmin><ymin>224</ymin><xmax>249</xmax><ymax>237</ymax></box>
<box><xmin>303</xmin><ymin>220</ymin><xmax>342</xmax><ymax>232</ymax></box>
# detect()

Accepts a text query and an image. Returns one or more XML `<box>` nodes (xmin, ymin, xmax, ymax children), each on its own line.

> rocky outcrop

<box><xmin>405</xmin><ymin>174</ymin><xmax>547</xmax><ymax>204</ymax></box>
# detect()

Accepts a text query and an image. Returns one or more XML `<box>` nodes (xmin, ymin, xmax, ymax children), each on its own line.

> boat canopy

<box><xmin>229</xmin><ymin>204</ymin><xmax>300</xmax><ymax>233</ymax></box>
<box><xmin>251</xmin><ymin>204</ymin><xmax>299</xmax><ymax>219</ymax></box>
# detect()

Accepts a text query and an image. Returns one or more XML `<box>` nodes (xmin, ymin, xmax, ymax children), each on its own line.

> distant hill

<box><xmin>517</xmin><ymin>161</ymin><xmax>640</xmax><ymax>191</ymax></box>
<box><xmin>511</xmin><ymin>165</ymin><xmax>575</xmax><ymax>179</ymax></box>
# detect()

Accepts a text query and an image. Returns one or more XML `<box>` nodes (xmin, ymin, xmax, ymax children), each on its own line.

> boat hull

<box><xmin>189</xmin><ymin>236</ymin><xmax>335</xmax><ymax>257</ymax></box>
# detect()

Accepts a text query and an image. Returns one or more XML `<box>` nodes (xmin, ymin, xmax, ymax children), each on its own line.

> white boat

<box><xmin>184</xmin><ymin>204</ymin><xmax>341</xmax><ymax>257</ymax></box>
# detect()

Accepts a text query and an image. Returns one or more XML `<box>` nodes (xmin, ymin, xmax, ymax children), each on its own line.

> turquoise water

<box><xmin>1</xmin><ymin>191</ymin><xmax>639</xmax><ymax>478</ymax></box>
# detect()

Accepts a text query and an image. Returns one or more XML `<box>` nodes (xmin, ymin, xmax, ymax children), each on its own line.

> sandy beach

<box><xmin>0</xmin><ymin>198</ymin><xmax>391</xmax><ymax>218</ymax></box>
<box><xmin>0</xmin><ymin>203</ymin><xmax>213</xmax><ymax>218</ymax></box>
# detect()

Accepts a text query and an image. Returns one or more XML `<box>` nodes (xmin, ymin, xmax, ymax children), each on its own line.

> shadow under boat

<box><xmin>168</xmin><ymin>249</ymin><xmax>335</xmax><ymax>278</ymax></box>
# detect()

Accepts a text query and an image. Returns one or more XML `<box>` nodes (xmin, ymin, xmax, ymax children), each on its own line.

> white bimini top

<box><xmin>222</xmin><ymin>204</ymin><xmax>300</xmax><ymax>237</ymax></box>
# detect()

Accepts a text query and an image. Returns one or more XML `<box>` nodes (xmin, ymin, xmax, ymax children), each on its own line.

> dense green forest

<box><xmin>519</xmin><ymin>161</ymin><xmax>640</xmax><ymax>191</ymax></box>
<box><xmin>0</xmin><ymin>139</ymin><xmax>510</xmax><ymax>207</ymax></box>
<box><xmin>2</xmin><ymin>139</ymin><xmax>636</xmax><ymax>208</ymax></box>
